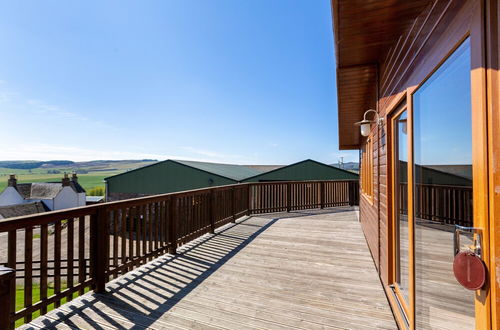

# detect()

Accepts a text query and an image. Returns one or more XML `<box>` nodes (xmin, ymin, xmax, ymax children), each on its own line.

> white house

<box><xmin>0</xmin><ymin>173</ymin><xmax>87</xmax><ymax>211</ymax></box>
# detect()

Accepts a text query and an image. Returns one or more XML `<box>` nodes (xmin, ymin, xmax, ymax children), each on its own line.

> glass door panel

<box><xmin>413</xmin><ymin>38</ymin><xmax>474</xmax><ymax>329</ymax></box>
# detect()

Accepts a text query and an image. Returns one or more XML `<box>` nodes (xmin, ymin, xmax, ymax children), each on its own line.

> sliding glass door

<box><xmin>390</xmin><ymin>37</ymin><xmax>490</xmax><ymax>329</ymax></box>
<box><xmin>412</xmin><ymin>38</ymin><xmax>475</xmax><ymax>330</ymax></box>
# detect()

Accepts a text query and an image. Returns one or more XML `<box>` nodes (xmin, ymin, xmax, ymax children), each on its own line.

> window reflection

<box><xmin>413</xmin><ymin>38</ymin><xmax>474</xmax><ymax>329</ymax></box>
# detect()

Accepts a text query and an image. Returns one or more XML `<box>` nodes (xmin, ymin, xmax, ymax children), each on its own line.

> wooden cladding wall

<box><xmin>357</xmin><ymin>0</ymin><xmax>478</xmax><ymax>284</ymax></box>
<box><xmin>0</xmin><ymin>180</ymin><xmax>359</xmax><ymax>328</ymax></box>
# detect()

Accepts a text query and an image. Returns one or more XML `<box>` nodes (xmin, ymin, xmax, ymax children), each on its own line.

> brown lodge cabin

<box><xmin>332</xmin><ymin>0</ymin><xmax>500</xmax><ymax>329</ymax></box>
<box><xmin>0</xmin><ymin>1</ymin><xmax>498</xmax><ymax>330</ymax></box>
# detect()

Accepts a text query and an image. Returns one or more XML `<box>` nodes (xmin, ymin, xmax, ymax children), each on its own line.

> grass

<box><xmin>0</xmin><ymin>160</ymin><xmax>157</xmax><ymax>192</ymax></box>
<box><xmin>0</xmin><ymin>170</ymin><xmax>125</xmax><ymax>192</ymax></box>
<box><xmin>15</xmin><ymin>282</ymin><xmax>90</xmax><ymax>327</ymax></box>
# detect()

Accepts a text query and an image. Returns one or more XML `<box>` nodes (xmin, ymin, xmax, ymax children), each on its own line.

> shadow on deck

<box><xmin>21</xmin><ymin>207</ymin><xmax>396</xmax><ymax>330</ymax></box>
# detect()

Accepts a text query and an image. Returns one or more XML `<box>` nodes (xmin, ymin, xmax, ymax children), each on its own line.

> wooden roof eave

<box><xmin>331</xmin><ymin>0</ymin><xmax>431</xmax><ymax>150</ymax></box>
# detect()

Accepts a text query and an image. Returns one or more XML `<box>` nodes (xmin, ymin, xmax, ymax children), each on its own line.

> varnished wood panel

<box><xmin>335</xmin><ymin>1</ymin><xmax>488</xmax><ymax>328</ymax></box>
<box><xmin>486</xmin><ymin>1</ymin><xmax>500</xmax><ymax>329</ymax></box>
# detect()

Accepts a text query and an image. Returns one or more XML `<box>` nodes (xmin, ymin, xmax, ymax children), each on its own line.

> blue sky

<box><xmin>0</xmin><ymin>0</ymin><xmax>358</xmax><ymax>164</ymax></box>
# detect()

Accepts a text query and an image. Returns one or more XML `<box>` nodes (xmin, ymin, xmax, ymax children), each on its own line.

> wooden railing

<box><xmin>250</xmin><ymin>180</ymin><xmax>359</xmax><ymax>213</ymax></box>
<box><xmin>0</xmin><ymin>180</ymin><xmax>358</xmax><ymax>329</ymax></box>
<box><xmin>399</xmin><ymin>183</ymin><xmax>473</xmax><ymax>227</ymax></box>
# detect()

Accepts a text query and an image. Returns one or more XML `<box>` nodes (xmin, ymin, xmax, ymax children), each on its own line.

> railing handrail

<box><xmin>0</xmin><ymin>179</ymin><xmax>360</xmax><ymax>328</ymax></box>
<box><xmin>0</xmin><ymin>180</ymin><xmax>359</xmax><ymax>231</ymax></box>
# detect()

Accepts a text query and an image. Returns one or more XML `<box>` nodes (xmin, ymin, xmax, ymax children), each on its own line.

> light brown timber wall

<box><xmin>358</xmin><ymin>0</ymin><xmax>479</xmax><ymax>285</ymax></box>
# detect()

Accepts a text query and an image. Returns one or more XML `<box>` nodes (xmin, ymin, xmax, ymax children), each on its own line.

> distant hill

<box><xmin>0</xmin><ymin>160</ymin><xmax>158</xmax><ymax>172</ymax></box>
<box><xmin>331</xmin><ymin>162</ymin><xmax>359</xmax><ymax>172</ymax></box>
<box><xmin>0</xmin><ymin>160</ymin><xmax>75</xmax><ymax>169</ymax></box>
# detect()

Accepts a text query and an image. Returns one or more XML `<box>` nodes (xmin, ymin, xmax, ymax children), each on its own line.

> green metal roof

<box><xmin>241</xmin><ymin>159</ymin><xmax>359</xmax><ymax>182</ymax></box>
<box><xmin>172</xmin><ymin>160</ymin><xmax>262</xmax><ymax>181</ymax></box>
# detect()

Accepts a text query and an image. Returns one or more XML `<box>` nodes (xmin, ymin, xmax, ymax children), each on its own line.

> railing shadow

<box><xmin>29</xmin><ymin>214</ymin><xmax>282</xmax><ymax>329</ymax></box>
<box><xmin>255</xmin><ymin>205</ymin><xmax>356</xmax><ymax>219</ymax></box>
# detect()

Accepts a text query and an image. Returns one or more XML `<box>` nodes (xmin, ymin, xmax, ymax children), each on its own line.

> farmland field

<box><xmin>0</xmin><ymin>171</ymin><xmax>124</xmax><ymax>192</ymax></box>
<box><xmin>0</xmin><ymin>160</ymin><xmax>157</xmax><ymax>192</ymax></box>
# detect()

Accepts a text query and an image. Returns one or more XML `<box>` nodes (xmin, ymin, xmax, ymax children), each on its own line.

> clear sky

<box><xmin>0</xmin><ymin>0</ymin><xmax>358</xmax><ymax>165</ymax></box>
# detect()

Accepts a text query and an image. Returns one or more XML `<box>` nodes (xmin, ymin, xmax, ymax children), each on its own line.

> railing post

<box><xmin>168</xmin><ymin>196</ymin><xmax>177</xmax><ymax>255</ymax></box>
<box><xmin>91</xmin><ymin>206</ymin><xmax>108</xmax><ymax>294</ymax></box>
<box><xmin>348</xmin><ymin>181</ymin><xmax>358</xmax><ymax>206</ymax></box>
<box><xmin>209</xmin><ymin>189</ymin><xmax>215</xmax><ymax>234</ymax></box>
<box><xmin>246</xmin><ymin>184</ymin><xmax>251</xmax><ymax>216</ymax></box>
<box><xmin>286</xmin><ymin>182</ymin><xmax>291</xmax><ymax>212</ymax></box>
<box><xmin>231</xmin><ymin>187</ymin><xmax>236</xmax><ymax>223</ymax></box>
<box><xmin>0</xmin><ymin>266</ymin><xmax>15</xmax><ymax>330</ymax></box>
<box><xmin>320</xmin><ymin>181</ymin><xmax>325</xmax><ymax>209</ymax></box>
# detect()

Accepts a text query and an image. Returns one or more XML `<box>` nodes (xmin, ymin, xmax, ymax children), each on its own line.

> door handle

<box><xmin>454</xmin><ymin>225</ymin><xmax>482</xmax><ymax>259</ymax></box>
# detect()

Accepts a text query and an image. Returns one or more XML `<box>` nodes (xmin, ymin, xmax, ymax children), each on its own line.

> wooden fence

<box><xmin>399</xmin><ymin>183</ymin><xmax>473</xmax><ymax>227</ymax></box>
<box><xmin>0</xmin><ymin>180</ymin><xmax>358</xmax><ymax>328</ymax></box>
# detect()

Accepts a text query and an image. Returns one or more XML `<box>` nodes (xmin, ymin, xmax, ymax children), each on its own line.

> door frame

<box><xmin>387</xmin><ymin>100</ymin><xmax>413</xmax><ymax>326</ymax></box>
<box><xmin>385</xmin><ymin>10</ymin><xmax>492</xmax><ymax>326</ymax></box>
<box><xmin>485</xmin><ymin>1</ymin><xmax>500</xmax><ymax>328</ymax></box>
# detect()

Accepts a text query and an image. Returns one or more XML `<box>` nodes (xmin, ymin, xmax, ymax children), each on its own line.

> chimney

<box><xmin>62</xmin><ymin>173</ymin><xmax>71</xmax><ymax>187</ymax></box>
<box><xmin>71</xmin><ymin>172</ymin><xmax>78</xmax><ymax>183</ymax></box>
<box><xmin>7</xmin><ymin>174</ymin><xmax>17</xmax><ymax>188</ymax></box>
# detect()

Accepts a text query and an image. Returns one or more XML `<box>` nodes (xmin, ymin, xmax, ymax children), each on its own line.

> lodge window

<box><xmin>361</xmin><ymin>138</ymin><xmax>373</xmax><ymax>199</ymax></box>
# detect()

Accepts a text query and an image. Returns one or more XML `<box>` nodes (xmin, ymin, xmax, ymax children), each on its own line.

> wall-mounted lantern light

<box><xmin>354</xmin><ymin>109</ymin><xmax>383</xmax><ymax>137</ymax></box>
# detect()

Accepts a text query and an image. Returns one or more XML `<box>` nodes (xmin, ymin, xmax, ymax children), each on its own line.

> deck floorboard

<box><xmin>21</xmin><ymin>207</ymin><xmax>396</xmax><ymax>330</ymax></box>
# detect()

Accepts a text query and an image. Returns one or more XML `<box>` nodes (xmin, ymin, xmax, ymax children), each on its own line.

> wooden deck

<box><xmin>20</xmin><ymin>207</ymin><xmax>396</xmax><ymax>330</ymax></box>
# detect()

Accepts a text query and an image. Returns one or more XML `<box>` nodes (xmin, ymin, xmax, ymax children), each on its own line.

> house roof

<box><xmin>29</xmin><ymin>183</ymin><xmax>64</xmax><ymax>199</ymax></box>
<box><xmin>172</xmin><ymin>160</ymin><xmax>262</xmax><ymax>181</ymax></box>
<box><xmin>16</xmin><ymin>183</ymin><xmax>32</xmax><ymax>199</ymax></box>
<box><xmin>71</xmin><ymin>181</ymin><xmax>86</xmax><ymax>193</ymax></box>
<box><xmin>0</xmin><ymin>201</ymin><xmax>49</xmax><ymax>219</ymax></box>
<box><xmin>12</xmin><ymin>180</ymin><xmax>85</xmax><ymax>200</ymax></box>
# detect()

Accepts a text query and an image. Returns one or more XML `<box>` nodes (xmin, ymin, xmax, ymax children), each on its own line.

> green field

<box><xmin>0</xmin><ymin>160</ymin><xmax>157</xmax><ymax>193</ymax></box>
<box><xmin>0</xmin><ymin>171</ymin><xmax>124</xmax><ymax>192</ymax></box>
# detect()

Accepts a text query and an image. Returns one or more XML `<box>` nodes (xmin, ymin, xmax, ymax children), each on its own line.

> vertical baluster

<box><xmin>105</xmin><ymin>210</ymin><xmax>110</xmax><ymax>284</ymax></box>
<box><xmin>142</xmin><ymin>204</ymin><xmax>147</xmax><ymax>259</ymax></box>
<box><xmin>154</xmin><ymin>202</ymin><xmax>159</xmax><ymax>253</ymax></box>
<box><xmin>149</xmin><ymin>203</ymin><xmax>154</xmax><ymax>259</ymax></box>
<box><xmin>7</xmin><ymin>230</ymin><xmax>16</xmax><ymax>326</ymax></box>
<box><xmin>78</xmin><ymin>216</ymin><xmax>86</xmax><ymax>295</ymax></box>
<box><xmin>159</xmin><ymin>201</ymin><xmax>165</xmax><ymax>248</ymax></box>
<box><xmin>231</xmin><ymin>187</ymin><xmax>235</xmax><ymax>222</ymax></box>
<box><xmin>167</xmin><ymin>200</ymin><xmax>171</xmax><ymax>247</ymax></box>
<box><xmin>209</xmin><ymin>190</ymin><xmax>215</xmax><ymax>234</ymax></box>
<box><xmin>67</xmin><ymin>218</ymin><xmax>74</xmax><ymax>301</ymax></box>
<box><xmin>157</xmin><ymin>202</ymin><xmax>163</xmax><ymax>249</ymax></box>
<box><xmin>157</xmin><ymin>201</ymin><xmax>162</xmax><ymax>255</ymax></box>
<box><xmin>113</xmin><ymin>210</ymin><xmax>119</xmax><ymax>271</ymax></box>
<box><xmin>169</xmin><ymin>197</ymin><xmax>177</xmax><ymax>255</ymax></box>
<box><xmin>120</xmin><ymin>209</ymin><xmax>127</xmax><ymax>274</ymax></box>
<box><xmin>54</xmin><ymin>221</ymin><xmax>62</xmax><ymax>307</ymax></box>
<box><xmin>40</xmin><ymin>223</ymin><xmax>48</xmax><ymax>314</ymax></box>
<box><xmin>128</xmin><ymin>207</ymin><xmax>135</xmax><ymax>269</ymax></box>
<box><xmin>136</xmin><ymin>205</ymin><xmax>142</xmax><ymax>263</ymax></box>
<box><xmin>24</xmin><ymin>226</ymin><xmax>33</xmax><ymax>323</ymax></box>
